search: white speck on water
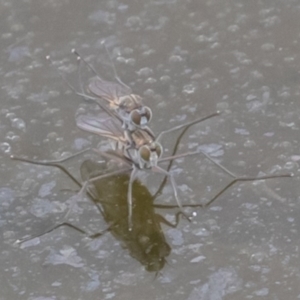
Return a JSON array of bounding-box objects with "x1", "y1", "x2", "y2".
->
[
  {"x1": 187, "y1": 267, "x2": 242, "y2": 300},
  {"x1": 263, "y1": 132, "x2": 274, "y2": 137},
  {"x1": 51, "y1": 281, "x2": 62, "y2": 287},
  {"x1": 193, "y1": 227, "x2": 209, "y2": 237},
  {"x1": 88, "y1": 10, "x2": 116, "y2": 25},
  {"x1": 235, "y1": 128, "x2": 249, "y2": 135},
  {"x1": 38, "y1": 181, "x2": 56, "y2": 198},
  {"x1": 8, "y1": 46, "x2": 30, "y2": 62},
  {"x1": 136, "y1": 67, "x2": 153, "y2": 77},
  {"x1": 145, "y1": 77, "x2": 157, "y2": 84},
  {"x1": 190, "y1": 255, "x2": 206, "y2": 263},
  {"x1": 0, "y1": 187, "x2": 16, "y2": 208},
  {"x1": 169, "y1": 55, "x2": 183, "y2": 63},
  {"x1": 19, "y1": 237, "x2": 41, "y2": 249},
  {"x1": 30, "y1": 198, "x2": 55, "y2": 217},
  {"x1": 261, "y1": 43, "x2": 275, "y2": 51},
  {"x1": 168, "y1": 228, "x2": 184, "y2": 246},
  {"x1": 197, "y1": 144, "x2": 224, "y2": 157},
  {"x1": 227, "y1": 24, "x2": 239, "y2": 32},
  {"x1": 0, "y1": 142, "x2": 11, "y2": 153},
  {"x1": 73, "y1": 138, "x2": 91, "y2": 150},
  {"x1": 291, "y1": 155, "x2": 300, "y2": 162},
  {"x1": 45, "y1": 246, "x2": 84, "y2": 268},
  {"x1": 160, "y1": 75, "x2": 171, "y2": 84},
  {"x1": 244, "y1": 140, "x2": 256, "y2": 148},
  {"x1": 6, "y1": 131, "x2": 21, "y2": 142},
  {"x1": 254, "y1": 288, "x2": 269, "y2": 296},
  {"x1": 182, "y1": 84, "x2": 196, "y2": 95},
  {"x1": 11, "y1": 118, "x2": 26, "y2": 131},
  {"x1": 209, "y1": 206, "x2": 223, "y2": 212},
  {"x1": 126, "y1": 15, "x2": 142, "y2": 30}
]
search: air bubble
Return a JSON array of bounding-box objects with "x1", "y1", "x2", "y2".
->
[
  {"x1": 125, "y1": 58, "x2": 136, "y2": 66},
  {"x1": 145, "y1": 77, "x2": 156, "y2": 84},
  {"x1": 136, "y1": 67, "x2": 153, "y2": 77},
  {"x1": 11, "y1": 118, "x2": 26, "y2": 131},
  {"x1": 116, "y1": 56, "x2": 126, "y2": 64},
  {"x1": 160, "y1": 75, "x2": 171, "y2": 84},
  {"x1": 169, "y1": 55, "x2": 183, "y2": 63},
  {"x1": 6, "y1": 132, "x2": 21, "y2": 141},
  {"x1": 216, "y1": 102, "x2": 229, "y2": 110},
  {"x1": 126, "y1": 16, "x2": 142, "y2": 30},
  {"x1": 0, "y1": 142, "x2": 11, "y2": 154},
  {"x1": 182, "y1": 84, "x2": 196, "y2": 95},
  {"x1": 6, "y1": 112, "x2": 17, "y2": 120},
  {"x1": 284, "y1": 161, "x2": 298, "y2": 170},
  {"x1": 244, "y1": 140, "x2": 256, "y2": 148}
]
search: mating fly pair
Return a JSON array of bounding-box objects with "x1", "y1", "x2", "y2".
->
[
  {"x1": 60, "y1": 45, "x2": 292, "y2": 229},
  {"x1": 65, "y1": 46, "x2": 223, "y2": 228},
  {"x1": 12, "y1": 44, "x2": 294, "y2": 232}
]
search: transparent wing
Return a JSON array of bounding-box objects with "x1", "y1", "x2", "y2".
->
[
  {"x1": 88, "y1": 77, "x2": 132, "y2": 102},
  {"x1": 76, "y1": 113, "x2": 126, "y2": 143}
]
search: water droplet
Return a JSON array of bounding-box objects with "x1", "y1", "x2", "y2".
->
[
  {"x1": 160, "y1": 75, "x2": 171, "y2": 84},
  {"x1": 227, "y1": 24, "x2": 239, "y2": 32},
  {"x1": 6, "y1": 131, "x2": 21, "y2": 141},
  {"x1": 182, "y1": 84, "x2": 196, "y2": 95},
  {"x1": 284, "y1": 161, "x2": 298, "y2": 170},
  {"x1": 143, "y1": 89, "x2": 155, "y2": 97},
  {"x1": 6, "y1": 112, "x2": 17, "y2": 120},
  {"x1": 126, "y1": 16, "x2": 142, "y2": 30},
  {"x1": 261, "y1": 43, "x2": 275, "y2": 51},
  {"x1": 169, "y1": 55, "x2": 183, "y2": 63},
  {"x1": 136, "y1": 67, "x2": 153, "y2": 77},
  {"x1": 244, "y1": 140, "x2": 256, "y2": 148},
  {"x1": 10, "y1": 118, "x2": 26, "y2": 131},
  {"x1": 145, "y1": 77, "x2": 156, "y2": 84},
  {"x1": 0, "y1": 142, "x2": 11, "y2": 153},
  {"x1": 216, "y1": 102, "x2": 229, "y2": 110},
  {"x1": 125, "y1": 58, "x2": 135, "y2": 66}
]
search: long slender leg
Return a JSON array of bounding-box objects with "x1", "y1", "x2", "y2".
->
[
  {"x1": 128, "y1": 166, "x2": 139, "y2": 230},
  {"x1": 10, "y1": 148, "x2": 91, "y2": 166},
  {"x1": 72, "y1": 48, "x2": 100, "y2": 78},
  {"x1": 155, "y1": 149, "x2": 293, "y2": 211},
  {"x1": 17, "y1": 165, "x2": 132, "y2": 243},
  {"x1": 69, "y1": 164, "x2": 132, "y2": 215},
  {"x1": 155, "y1": 212, "x2": 185, "y2": 228},
  {"x1": 159, "y1": 150, "x2": 293, "y2": 202},
  {"x1": 16, "y1": 222, "x2": 87, "y2": 244},
  {"x1": 152, "y1": 165, "x2": 191, "y2": 221},
  {"x1": 153, "y1": 173, "x2": 293, "y2": 210},
  {"x1": 101, "y1": 40, "x2": 131, "y2": 90},
  {"x1": 203, "y1": 173, "x2": 293, "y2": 207},
  {"x1": 10, "y1": 149, "x2": 94, "y2": 195},
  {"x1": 11, "y1": 150, "x2": 104, "y2": 243},
  {"x1": 75, "y1": 52, "x2": 89, "y2": 99},
  {"x1": 155, "y1": 111, "x2": 220, "y2": 142},
  {"x1": 153, "y1": 109, "x2": 198, "y2": 199},
  {"x1": 159, "y1": 149, "x2": 237, "y2": 178}
]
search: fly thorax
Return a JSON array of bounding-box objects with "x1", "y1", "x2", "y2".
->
[{"x1": 118, "y1": 95, "x2": 137, "y2": 111}]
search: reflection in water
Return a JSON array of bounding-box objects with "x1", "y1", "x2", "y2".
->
[
  {"x1": 80, "y1": 159, "x2": 172, "y2": 272},
  {"x1": 15, "y1": 156, "x2": 174, "y2": 272}
]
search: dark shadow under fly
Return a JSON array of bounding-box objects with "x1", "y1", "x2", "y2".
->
[
  {"x1": 11, "y1": 130, "x2": 293, "y2": 273},
  {"x1": 80, "y1": 159, "x2": 175, "y2": 272}
]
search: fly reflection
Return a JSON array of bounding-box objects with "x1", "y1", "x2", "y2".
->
[{"x1": 81, "y1": 159, "x2": 173, "y2": 272}]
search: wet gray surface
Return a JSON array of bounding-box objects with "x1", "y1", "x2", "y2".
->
[{"x1": 1, "y1": 0, "x2": 300, "y2": 299}]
